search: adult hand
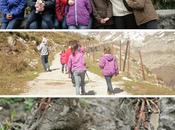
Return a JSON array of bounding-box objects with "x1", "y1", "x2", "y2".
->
[
  {"x1": 100, "y1": 19, "x2": 106, "y2": 24},
  {"x1": 103, "y1": 17, "x2": 110, "y2": 22}
]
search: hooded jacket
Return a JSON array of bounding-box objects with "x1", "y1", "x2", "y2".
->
[
  {"x1": 126, "y1": 0, "x2": 158, "y2": 26},
  {"x1": 37, "y1": 39, "x2": 49, "y2": 56},
  {"x1": 66, "y1": 0, "x2": 92, "y2": 26},
  {"x1": 99, "y1": 54, "x2": 119, "y2": 76},
  {"x1": 68, "y1": 51, "x2": 86, "y2": 73},
  {"x1": 56, "y1": 0, "x2": 68, "y2": 22},
  {"x1": 0, "y1": 0, "x2": 26, "y2": 22},
  {"x1": 60, "y1": 51, "x2": 66, "y2": 64}
]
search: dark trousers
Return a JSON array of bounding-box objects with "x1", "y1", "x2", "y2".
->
[
  {"x1": 139, "y1": 20, "x2": 158, "y2": 29},
  {"x1": 41, "y1": 55, "x2": 49, "y2": 71},
  {"x1": 105, "y1": 76, "x2": 114, "y2": 93},
  {"x1": 1, "y1": 19, "x2": 22, "y2": 29},
  {"x1": 26, "y1": 11, "x2": 53, "y2": 29},
  {"x1": 54, "y1": 17, "x2": 67, "y2": 29},
  {"x1": 61, "y1": 64, "x2": 65, "y2": 73},
  {"x1": 113, "y1": 14, "x2": 138, "y2": 29}
]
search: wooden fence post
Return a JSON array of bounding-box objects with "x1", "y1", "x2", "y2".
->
[
  {"x1": 139, "y1": 50, "x2": 146, "y2": 80},
  {"x1": 123, "y1": 41, "x2": 129, "y2": 72}
]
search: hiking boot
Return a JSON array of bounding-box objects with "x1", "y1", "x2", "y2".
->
[{"x1": 107, "y1": 91, "x2": 114, "y2": 95}]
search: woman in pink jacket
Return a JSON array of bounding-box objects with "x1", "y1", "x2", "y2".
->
[
  {"x1": 99, "y1": 47, "x2": 119, "y2": 95},
  {"x1": 68, "y1": 41, "x2": 86, "y2": 95}
]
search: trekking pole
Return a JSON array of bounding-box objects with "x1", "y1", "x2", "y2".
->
[{"x1": 85, "y1": 71, "x2": 90, "y2": 82}]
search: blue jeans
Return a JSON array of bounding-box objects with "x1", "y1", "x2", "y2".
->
[
  {"x1": 73, "y1": 71, "x2": 85, "y2": 95},
  {"x1": 68, "y1": 25, "x2": 89, "y2": 29},
  {"x1": 26, "y1": 12, "x2": 53, "y2": 29},
  {"x1": 41, "y1": 55, "x2": 50, "y2": 71},
  {"x1": 1, "y1": 19, "x2": 22, "y2": 29},
  {"x1": 105, "y1": 76, "x2": 114, "y2": 93}
]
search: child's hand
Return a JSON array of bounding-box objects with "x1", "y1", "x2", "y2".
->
[
  {"x1": 6, "y1": 14, "x2": 13, "y2": 20},
  {"x1": 68, "y1": 0, "x2": 75, "y2": 5}
]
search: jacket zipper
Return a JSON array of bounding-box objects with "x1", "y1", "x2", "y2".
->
[{"x1": 75, "y1": 0, "x2": 78, "y2": 26}]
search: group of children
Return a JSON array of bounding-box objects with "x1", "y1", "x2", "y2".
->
[
  {"x1": 60, "y1": 41, "x2": 119, "y2": 95},
  {"x1": 0, "y1": 0, "x2": 158, "y2": 29}
]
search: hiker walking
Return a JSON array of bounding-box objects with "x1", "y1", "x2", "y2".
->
[
  {"x1": 60, "y1": 49, "x2": 66, "y2": 73},
  {"x1": 37, "y1": 37, "x2": 51, "y2": 72},
  {"x1": 99, "y1": 47, "x2": 119, "y2": 95},
  {"x1": 68, "y1": 41, "x2": 86, "y2": 95}
]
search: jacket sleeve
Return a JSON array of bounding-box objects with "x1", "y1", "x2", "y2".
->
[
  {"x1": 127, "y1": 0, "x2": 145, "y2": 10},
  {"x1": 86, "y1": 0, "x2": 92, "y2": 14},
  {"x1": 99, "y1": 57, "x2": 105, "y2": 69},
  {"x1": 0, "y1": 0, "x2": 9, "y2": 15},
  {"x1": 11, "y1": 0, "x2": 27, "y2": 16},
  {"x1": 106, "y1": 0, "x2": 112, "y2": 18},
  {"x1": 44, "y1": 0, "x2": 55, "y2": 9},
  {"x1": 90, "y1": 0, "x2": 101, "y2": 21}
]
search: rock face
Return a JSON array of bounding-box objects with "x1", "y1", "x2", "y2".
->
[
  {"x1": 158, "y1": 98, "x2": 175, "y2": 130},
  {"x1": 157, "y1": 10, "x2": 175, "y2": 29},
  {"x1": 25, "y1": 98, "x2": 136, "y2": 130}
]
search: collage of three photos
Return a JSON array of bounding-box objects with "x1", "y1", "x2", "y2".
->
[{"x1": 0, "y1": 0, "x2": 175, "y2": 130}]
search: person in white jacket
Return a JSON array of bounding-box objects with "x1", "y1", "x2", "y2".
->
[
  {"x1": 37, "y1": 37, "x2": 51, "y2": 72},
  {"x1": 110, "y1": 0, "x2": 137, "y2": 29}
]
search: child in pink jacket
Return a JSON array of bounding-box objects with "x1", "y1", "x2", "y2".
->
[
  {"x1": 99, "y1": 47, "x2": 119, "y2": 95},
  {"x1": 68, "y1": 41, "x2": 86, "y2": 95}
]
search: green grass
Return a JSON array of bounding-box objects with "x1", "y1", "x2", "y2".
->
[{"x1": 124, "y1": 80, "x2": 175, "y2": 95}]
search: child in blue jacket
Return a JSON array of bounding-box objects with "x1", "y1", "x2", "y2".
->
[{"x1": 0, "y1": 0, "x2": 26, "y2": 29}]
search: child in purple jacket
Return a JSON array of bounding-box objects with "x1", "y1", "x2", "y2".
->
[
  {"x1": 66, "y1": 0, "x2": 92, "y2": 29},
  {"x1": 68, "y1": 41, "x2": 86, "y2": 95},
  {"x1": 99, "y1": 47, "x2": 119, "y2": 95}
]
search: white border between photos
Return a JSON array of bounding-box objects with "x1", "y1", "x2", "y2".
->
[{"x1": 0, "y1": 29, "x2": 174, "y2": 98}]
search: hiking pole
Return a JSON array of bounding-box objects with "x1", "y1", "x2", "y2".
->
[{"x1": 85, "y1": 71, "x2": 90, "y2": 82}]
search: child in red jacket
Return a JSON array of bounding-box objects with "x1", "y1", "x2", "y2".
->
[
  {"x1": 55, "y1": 0, "x2": 68, "y2": 29},
  {"x1": 60, "y1": 49, "x2": 66, "y2": 73}
]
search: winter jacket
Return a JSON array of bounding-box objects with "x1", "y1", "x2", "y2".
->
[
  {"x1": 66, "y1": 0, "x2": 92, "y2": 26},
  {"x1": 60, "y1": 52, "x2": 66, "y2": 64},
  {"x1": 0, "y1": 0, "x2": 26, "y2": 22},
  {"x1": 90, "y1": 0, "x2": 113, "y2": 26},
  {"x1": 99, "y1": 54, "x2": 119, "y2": 76},
  {"x1": 27, "y1": 0, "x2": 55, "y2": 13},
  {"x1": 56, "y1": 0, "x2": 68, "y2": 22},
  {"x1": 127, "y1": 0, "x2": 158, "y2": 26},
  {"x1": 65, "y1": 47, "x2": 72, "y2": 64},
  {"x1": 68, "y1": 51, "x2": 86, "y2": 73},
  {"x1": 37, "y1": 41, "x2": 49, "y2": 56}
]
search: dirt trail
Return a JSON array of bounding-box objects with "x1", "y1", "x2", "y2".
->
[{"x1": 23, "y1": 54, "x2": 129, "y2": 96}]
